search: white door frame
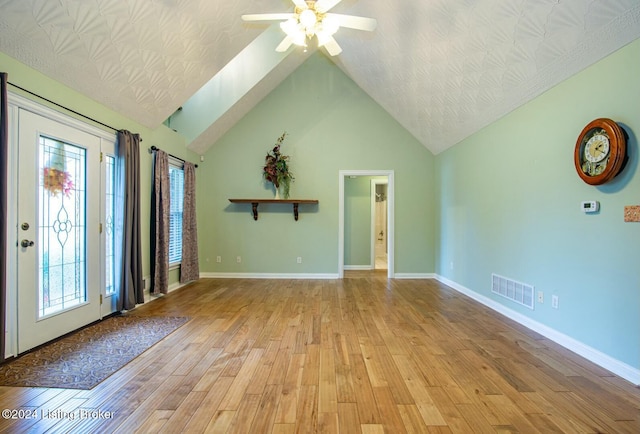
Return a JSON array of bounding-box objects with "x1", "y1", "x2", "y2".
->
[
  {"x1": 17, "y1": 108, "x2": 102, "y2": 353},
  {"x1": 338, "y1": 170, "x2": 394, "y2": 278},
  {"x1": 6, "y1": 92, "x2": 116, "y2": 358}
]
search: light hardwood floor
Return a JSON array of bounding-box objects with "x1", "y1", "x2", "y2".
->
[{"x1": 1, "y1": 273, "x2": 638, "y2": 433}]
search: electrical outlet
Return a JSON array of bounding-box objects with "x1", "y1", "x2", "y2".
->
[
  {"x1": 450, "y1": 261, "x2": 454, "y2": 270},
  {"x1": 537, "y1": 291, "x2": 544, "y2": 303},
  {"x1": 297, "y1": 257, "x2": 302, "y2": 264},
  {"x1": 236, "y1": 256, "x2": 241, "y2": 263},
  {"x1": 552, "y1": 295, "x2": 559, "y2": 309},
  {"x1": 216, "y1": 256, "x2": 221, "y2": 263}
]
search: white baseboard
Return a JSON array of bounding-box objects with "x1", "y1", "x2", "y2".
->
[
  {"x1": 143, "y1": 278, "x2": 189, "y2": 303},
  {"x1": 344, "y1": 265, "x2": 374, "y2": 270},
  {"x1": 200, "y1": 272, "x2": 437, "y2": 280},
  {"x1": 394, "y1": 273, "x2": 436, "y2": 279},
  {"x1": 201, "y1": 272, "x2": 435, "y2": 279},
  {"x1": 199, "y1": 272, "x2": 339, "y2": 280},
  {"x1": 435, "y1": 275, "x2": 640, "y2": 386}
]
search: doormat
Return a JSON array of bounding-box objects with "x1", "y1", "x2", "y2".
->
[{"x1": 0, "y1": 315, "x2": 190, "y2": 390}]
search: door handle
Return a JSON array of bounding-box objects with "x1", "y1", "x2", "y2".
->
[{"x1": 21, "y1": 239, "x2": 34, "y2": 248}]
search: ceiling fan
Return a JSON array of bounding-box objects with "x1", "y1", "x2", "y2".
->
[{"x1": 242, "y1": 0, "x2": 377, "y2": 56}]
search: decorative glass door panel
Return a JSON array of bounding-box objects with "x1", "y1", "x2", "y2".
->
[
  {"x1": 104, "y1": 155, "x2": 116, "y2": 296},
  {"x1": 17, "y1": 109, "x2": 102, "y2": 353},
  {"x1": 39, "y1": 137, "x2": 87, "y2": 317},
  {"x1": 101, "y1": 153, "x2": 118, "y2": 316}
]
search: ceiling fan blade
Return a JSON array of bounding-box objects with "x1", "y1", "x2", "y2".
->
[
  {"x1": 321, "y1": 36, "x2": 342, "y2": 56},
  {"x1": 292, "y1": 0, "x2": 308, "y2": 9},
  {"x1": 326, "y1": 13, "x2": 377, "y2": 31},
  {"x1": 276, "y1": 36, "x2": 294, "y2": 52},
  {"x1": 242, "y1": 13, "x2": 294, "y2": 22},
  {"x1": 315, "y1": 0, "x2": 343, "y2": 13}
]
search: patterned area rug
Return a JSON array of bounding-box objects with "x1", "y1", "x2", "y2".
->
[{"x1": 0, "y1": 315, "x2": 189, "y2": 390}]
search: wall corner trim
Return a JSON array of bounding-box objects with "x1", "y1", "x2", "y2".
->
[{"x1": 435, "y1": 275, "x2": 640, "y2": 386}]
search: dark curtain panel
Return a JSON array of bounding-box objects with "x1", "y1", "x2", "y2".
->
[
  {"x1": 0, "y1": 72, "x2": 8, "y2": 360},
  {"x1": 150, "y1": 150, "x2": 169, "y2": 294},
  {"x1": 180, "y1": 162, "x2": 199, "y2": 283},
  {"x1": 115, "y1": 130, "x2": 144, "y2": 311}
]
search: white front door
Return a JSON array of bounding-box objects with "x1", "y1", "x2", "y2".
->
[{"x1": 17, "y1": 109, "x2": 102, "y2": 353}]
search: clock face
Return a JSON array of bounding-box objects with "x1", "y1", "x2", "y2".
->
[
  {"x1": 574, "y1": 119, "x2": 626, "y2": 185},
  {"x1": 580, "y1": 129, "x2": 610, "y2": 176},
  {"x1": 584, "y1": 131, "x2": 609, "y2": 163}
]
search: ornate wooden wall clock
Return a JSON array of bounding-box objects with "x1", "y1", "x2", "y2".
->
[{"x1": 574, "y1": 118, "x2": 627, "y2": 185}]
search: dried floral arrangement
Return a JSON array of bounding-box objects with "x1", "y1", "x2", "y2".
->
[{"x1": 263, "y1": 132, "x2": 294, "y2": 199}]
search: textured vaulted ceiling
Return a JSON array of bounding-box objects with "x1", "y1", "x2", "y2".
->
[{"x1": 1, "y1": 0, "x2": 639, "y2": 155}]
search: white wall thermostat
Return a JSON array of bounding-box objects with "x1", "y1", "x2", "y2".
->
[{"x1": 581, "y1": 201, "x2": 599, "y2": 213}]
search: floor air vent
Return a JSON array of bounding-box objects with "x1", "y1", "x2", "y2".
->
[{"x1": 491, "y1": 274, "x2": 534, "y2": 309}]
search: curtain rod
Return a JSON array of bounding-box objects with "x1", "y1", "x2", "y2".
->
[
  {"x1": 149, "y1": 146, "x2": 198, "y2": 168},
  {"x1": 7, "y1": 81, "x2": 142, "y2": 141}
]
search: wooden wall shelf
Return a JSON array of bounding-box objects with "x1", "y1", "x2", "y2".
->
[{"x1": 228, "y1": 199, "x2": 319, "y2": 221}]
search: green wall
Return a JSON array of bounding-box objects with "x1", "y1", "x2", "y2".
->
[
  {"x1": 435, "y1": 39, "x2": 640, "y2": 370},
  {"x1": 0, "y1": 52, "x2": 201, "y2": 288},
  {"x1": 197, "y1": 53, "x2": 435, "y2": 275}
]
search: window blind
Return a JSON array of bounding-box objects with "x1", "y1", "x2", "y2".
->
[{"x1": 168, "y1": 163, "x2": 184, "y2": 264}]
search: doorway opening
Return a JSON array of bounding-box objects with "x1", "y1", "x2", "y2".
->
[
  {"x1": 372, "y1": 179, "x2": 388, "y2": 270},
  {"x1": 338, "y1": 170, "x2": 394, "y2": 278}
]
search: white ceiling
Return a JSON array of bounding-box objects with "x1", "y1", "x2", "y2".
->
[{"x1": 1, "y1": 0, "x2": 639, "y2": 155}]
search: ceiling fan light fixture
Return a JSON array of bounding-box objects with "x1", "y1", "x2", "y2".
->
[
  {"x1": 299, "y1": 9, "x2": 318, "y2": 30},
  {"x1": 280, "y1": 19, "x2": 307, "y2": 47},
  {"x1": 291, "y1": 32, "x2": 307, "y2": 47},
  {"x1": 243, "y1": 0, "x2": 376, "y2": 56},
  {"x1": 280, "y1": 19, "x2": 298, "y2": 35}
]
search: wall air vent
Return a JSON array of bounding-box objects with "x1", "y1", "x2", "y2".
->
[{"x1": 491, "y1": 274, "x2": 534, "y2": 310}]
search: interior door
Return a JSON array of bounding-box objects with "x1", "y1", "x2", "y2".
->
[{"x1": 17, "y1": 109, "x2": 102, "y2": 353}]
